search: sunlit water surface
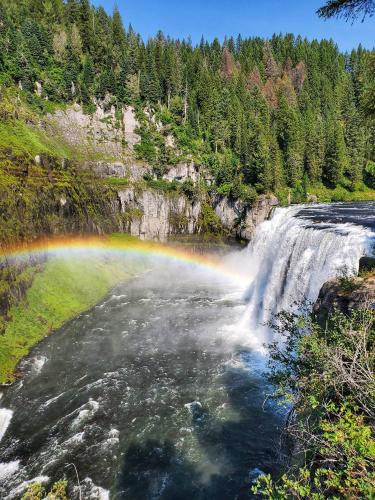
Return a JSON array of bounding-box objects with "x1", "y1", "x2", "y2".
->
[{"x1": 0, "y1": 265, "x2": 283, "y2": 499}]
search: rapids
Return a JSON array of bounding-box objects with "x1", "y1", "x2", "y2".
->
[{"x1": 0, "y1": 202, "x2": 374, "y2": 499}]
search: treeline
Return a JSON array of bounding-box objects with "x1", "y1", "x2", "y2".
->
[{"x1": 0, "y1": 0, "x2": 374, "y2": 196}]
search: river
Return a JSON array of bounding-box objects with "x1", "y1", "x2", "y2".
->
[{"x1": 0, "y1": 202, "x2": 374, "y2": 499}]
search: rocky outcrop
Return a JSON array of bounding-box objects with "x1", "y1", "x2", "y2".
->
[
  {"x1": 85, "y1": 160, "x2": 126, "y2": 178},
  {"x1": 47, "y1": 103, "x2": 140, "y2": 160},
  {"x1": 114, "y1": 189, "x2": 278, "y2": 242},
  {"x1": 163, "y1": 162, "x2": 201, "y2": 183},
  {"x1": 123, "y1": 107, "x2": 140, "y2": 149},
  {"x1": 214, "y1": 194, "x2": 278, "y2": 240},
  {"x1": 126, "y1": 162, "x2": 151, "y2": 181},
  {"x1": 162, "y1": 162, "x2": 214, "y2": 185},
  {"x1": 117, "y1": 188, "x2": 201, "y2": 241},
  {"x1": 359, "y1": 256, "x2": 375, "y2": 274},
  {"x1": 42, "y1": 102, "x2": 279, "y2": 242},
  {"x1": 84, "y1": 160, "x2": 152, "y2": 182},
  {"x1": 314, "y1": 274, "x2": 375, "y2": 324}
]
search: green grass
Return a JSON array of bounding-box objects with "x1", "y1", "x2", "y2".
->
[
  {"x1": 307, "y1": 183, "x2": 375, "y2": 203},
  {"x1": 0, "y1": 118, "x2": 74, "y2": 159},
  {"x1": 276, "y1": 183, "x2": 375, "y2": 205},
  {"x1": 0, "y1": 252, "x2": 145, "y2": 384}
]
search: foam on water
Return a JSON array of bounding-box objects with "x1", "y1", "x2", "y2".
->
[
  {"x1": 0, "y1": 408, "x2": 13, "y2": 442},
  {"x1": 78, "y1": 478, "x2": 110, "y2": 500},
  {"x1": 31, "y1": 355, "x2": 47, "y2": 374},
  {"x1": 70, "y1": 399, "x2": 99, "y2": 430},
  {"x1": 41, "y1": 391, "x2": 66, "y2": 410},
  {"x1": 6, "y1": 476, "x2": 49, "y2": 500},
  {"x1": 0, "y1": 461, "x2": 20, "y2": 481}
]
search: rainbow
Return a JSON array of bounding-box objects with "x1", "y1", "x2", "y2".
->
[{"x1": 0, "y1": 235, "x2": 247, "y2": 285}]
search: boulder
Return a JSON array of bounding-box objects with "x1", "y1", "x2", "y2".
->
[
  {"x1": 85, "y1": 161, "x2": 126, "y2": 178},
  {"x1": 314, "y1": 273, "x2": 375, "y2": 325},
  {"x1": 163, "y1": 162, "x2": 201, "y2": 183}
]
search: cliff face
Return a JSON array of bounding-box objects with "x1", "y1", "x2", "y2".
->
[
  {"x1": 112, "y1": 189, "x2": 278, "y2": 241},
  {"x1": 214, "y1": 194, "x2": 278, "y2": 240},
  {"x1": 41, "y1": 103, "x2": 279, "y2": 242},
  {"x1": 116, "y1": 188, "x2": 201, "y2": 241},
  {"x1": 46, "y1": 102, "x2": 140, "y2": 160}
]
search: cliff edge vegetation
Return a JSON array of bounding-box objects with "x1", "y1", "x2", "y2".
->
[{"x1": 253, "y1": 266, "x2": 375, "y2": 498}]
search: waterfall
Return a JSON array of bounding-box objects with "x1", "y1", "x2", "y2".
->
[{"x1": 242, "y1": 205, "x2": 372, "y2": 333}]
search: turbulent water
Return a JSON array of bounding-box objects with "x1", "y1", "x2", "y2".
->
[{"x1": 0, "y1": 202, "x2": 374, "y2": 499}]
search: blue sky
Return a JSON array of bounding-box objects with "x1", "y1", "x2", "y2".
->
[{"x1": 92, "y1": 0, "x2": 374, "y2": 52}]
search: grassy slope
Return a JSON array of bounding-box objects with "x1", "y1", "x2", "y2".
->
[
  {"x1": 0, "y1": 89, "x2": 115, "y2": 162},
  {"x1": 276, "y1": 183, "x2": 375, "y2": 205},
  {"x1": 0, "y1": 244, "x2": 145, "y2": 384},
  {"x1": 0, "y1": 117, "x2": 73, "y2": 159},
  {"x1": 308, "y1": 183, "x2": 375, "y2": 202}
]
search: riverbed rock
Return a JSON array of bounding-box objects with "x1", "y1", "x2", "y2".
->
[{"x1": 359, "y1": 256, "x2": 375, "y2": 274}]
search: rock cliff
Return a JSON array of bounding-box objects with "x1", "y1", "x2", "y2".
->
[
  {"x1": 47, "y1": 102, "x2": 140, "y2": 160},
  {"x1": 116, "y1": 188, "x2": 201, "y2": 241},
  {"x1": 45, "y1": 102, "x2": 278, "y2": 242},
  {"x1": 112, "y1": 189, "x2": 278, "y2": 241},
  {"x1": 314, "y1": 272, "x2": 375, "y2": 324},
  {"x1": 214, "y1": 194, "x2": 278, "y2": 240}
]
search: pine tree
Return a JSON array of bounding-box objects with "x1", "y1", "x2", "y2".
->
[
  {"x1": 65, "y1": 0, "x2": 80, "y2": 24},
  {"x1": 111, "y1": 5, "x2": 126, "y2": 69},
  {"x1": 80, "y1": 54, "x2": 94, "y2": 103},
  {"x1": 78, "y1": 0, "x2": 93, "y2": 53},
  {"x1": 276, "y1": 96, "x2": 304, "y2": 187},
  {"x1": 362, "y1": 53, "x2": 375, "y2": 121},
  {"x1": 324, "y1": 118, "x2": 349, "y2": 186},
  {"x1": 140, "y1": 48, "x2": 161, "y2": 104},
  {"x1": 304, "y1": 109, "x2": 325, "y2": 183}
]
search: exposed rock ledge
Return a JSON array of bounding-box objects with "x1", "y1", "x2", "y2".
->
[
  {"x1": 314, "y1": 272, "x2": 375, "y2": 324},
  {"x1": 214, "y1": 194, "x2": 278, "y2": 240},
  {"x1": 115, "y1": 188, "x2": 278, "y2": 242},
  {"x1": 117, "y1": 188, "x2": 201, "y2": 241},
  {"x1": 47, "y1": 103, "x2": 140, "y2": 160}
]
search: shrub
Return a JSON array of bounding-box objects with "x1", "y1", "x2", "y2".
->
[
  {"x1": 22, "y1": 480, "x2": 68, "y2": 500},
  {"x1": 198, "y1": 203, "x2": 223, "y2": 234},
  {"x1": 181, "y1": 178, "x2": 200, "y2": 200},
  {"x1": 254, "y1": 306, "x2": 375, "y2": 498}
]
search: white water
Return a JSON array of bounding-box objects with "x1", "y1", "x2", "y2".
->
[
  {"x1": 242, "y1": 205, "x2": 371, "y2": 333},
  {"x1": 0, "y1": 408, "x2": 13, "y2": 442}
]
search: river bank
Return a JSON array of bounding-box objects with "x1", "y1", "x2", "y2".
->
[
  {"x1": 0, "y1": 236, "x2": 148, "y2": 385},
  {"x1": 0, "y1": 233, "x2": 245, "y2": 386}
]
